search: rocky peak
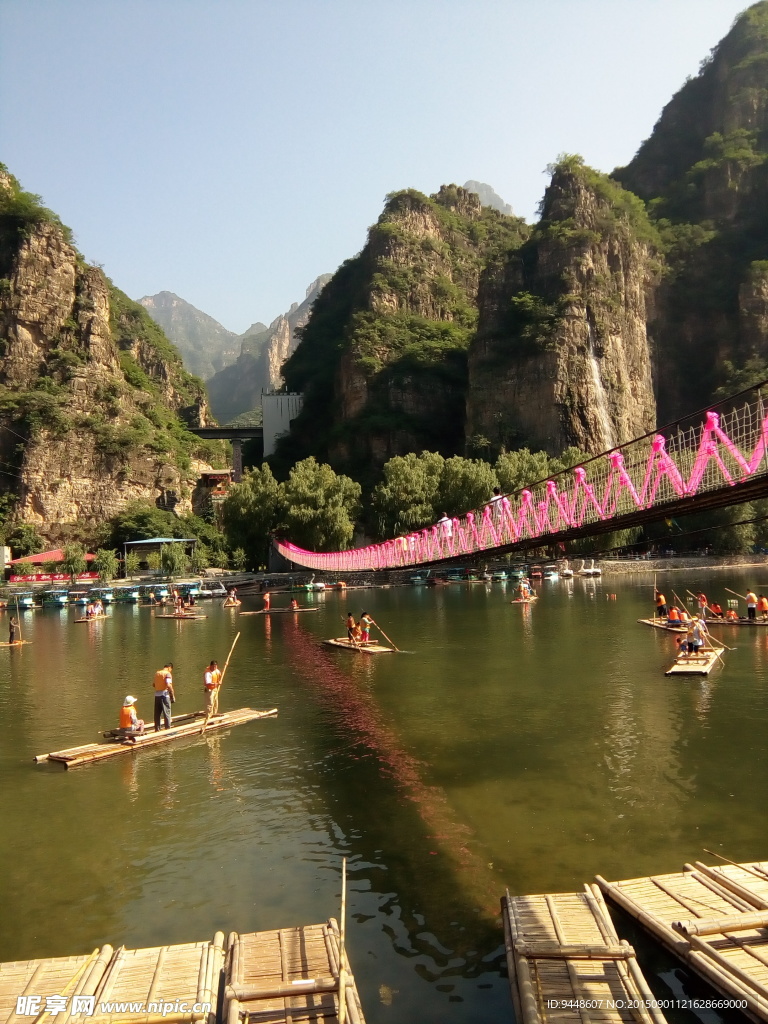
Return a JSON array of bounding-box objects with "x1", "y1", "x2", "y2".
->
[{"x1": 463, "y1": 180, "x2": 514, "y2": 216}]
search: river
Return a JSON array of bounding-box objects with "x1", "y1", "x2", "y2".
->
[{"x1": 1, "y1": 570, "x2": 766, "y2": 1024}]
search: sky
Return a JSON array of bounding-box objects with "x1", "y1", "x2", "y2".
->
[{"x1": 0, "y1": 0, "x2": 754, "y2": 335}]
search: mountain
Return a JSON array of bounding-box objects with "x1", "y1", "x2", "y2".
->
[
  {"x1": 138, "y1": 291, "x2": 240, "y2": 381},
  {"x1": 0, "y1": 166, "x2": 226, "y2": 544},
  {"x1": 463, "y1": 180, "x2": 514, "y2": 216},
  {"x1": 205, "y1": 275, "x2": 331, "y2": 424},
  {"x1": 276, "y1": 186, "x2": 528, "y2": 479}
]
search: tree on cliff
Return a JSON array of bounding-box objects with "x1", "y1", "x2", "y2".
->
[
  {"x1": 370, "y1": 452, "x2": 445, "y2": 538},
  {"x1": 436, "y1": 456, "x2": 498, "y2": 517}
]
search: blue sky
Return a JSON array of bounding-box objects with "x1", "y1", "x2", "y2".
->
[{"x1": 0, "y1": 0, "x2": 752, "y2": 335}]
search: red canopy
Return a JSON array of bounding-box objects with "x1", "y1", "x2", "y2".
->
[{"x1": 10, "y1": 548, "x2": 96, "y2": 565}]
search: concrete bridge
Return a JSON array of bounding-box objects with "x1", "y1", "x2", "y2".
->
[
  {"x1": 189, "y1": 427, "x2": 263, "y2": 481},
  {"x1": 274, "y1": 382, "x2": 768, "y2": 571}
]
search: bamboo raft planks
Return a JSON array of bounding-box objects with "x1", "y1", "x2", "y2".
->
[
  {"x1": 154, "y1": 614, "x2": 208, "y2": 620},
  {"x1": 240, "y1": 608, "x2": 319, "y2": 616},
  {"x1": 322, "y1": 638, "x2": 393, "y2": 654},
  {"x1": 0, "y1": 923, "x2": 368, "y2": 1024},
  {"x1": 597, "y1": 860, "x2": 768, "y2": 1022},
  {"x1": 224, "y1": 919, "x2": 366, "y2": 1024},
  {"x1": 501, "y1": 885, "x2": 667, "y2": 1024},
  {"x1": 34, "y1": 708, "x2": 278, "y2": 768},
  {"x1": 636, "y1": 618, "x2": 687, "y2": 633},
  {"x1": 664, "y1": 647, "x2": 724, "y2": 676}
]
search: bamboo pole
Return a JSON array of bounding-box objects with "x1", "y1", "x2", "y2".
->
[
  {"x1": 339, "y1": 857, "x2": 347, "y2": 1024},
  {"x1": 704, "y1": 849, "x2": 768, "y2": 883},
  {"x1": 673, "y1": 910, "x2": 768, "y2": 936},
  {"x1": 726, "y1": 587, "x2": 748, "y2": 600},
  {"x1": 693, "y1": 861, "x2": 768, "y2": 910},
  {"x1": 203, "y1": 632, "x2": 240, "y2": 730},
  {"x1": 501, "y1": 892, "x2": 523, "y2": 1024},
  {"x1": 31, "y1": 949, "x2": 100, "y2": 1024},
  {"x1": 227, "y1": 977, "x2": 341, "y2": 1000},
  {"x1": 372, "y1": 621, "x2": 400, "y2": 652}
]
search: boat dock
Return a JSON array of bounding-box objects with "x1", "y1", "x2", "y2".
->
[
  {"x1": 501, "y1": 885, "x2": 667, "y2": 1024},
  {"x1": 597, "y1": 859, "x2": 768, "y2": 1022},
  {"x1": 0, "y1": 922, "x2": 364, "y2": 1024}
]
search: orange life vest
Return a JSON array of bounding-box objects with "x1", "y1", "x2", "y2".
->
[
  {"x1": 120, "y1": 705, "x2": 135, "y2": 729},
  {"x1": 204, "y1": 668, "x2": 221, "y2": 690},
  {"x1": 726, "y1": 609, "x2": 739, "y2": 620},
  {"x1": 668, "y1": 608, "x2": 680, "y2": 621},
  {"x1": 154, "y1": 669, "x2": 171, "y2": 692},
  {"x1": 759, "y1": 598, "x2": 768, "y2": 612},
  {"x1": 656, "y1": 593, "x2": 666, "y2": 606}
]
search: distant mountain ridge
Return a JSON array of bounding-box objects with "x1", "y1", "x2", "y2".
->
[
  {"x1": 138, "y1": 291, "x2": 240, "y2": 380},
  {"x1": 205, "y1": 274, "x2": 332, "y2": 424},
  {"x1": 463, "y1": 180, "x2": 514, "y2": 216}
]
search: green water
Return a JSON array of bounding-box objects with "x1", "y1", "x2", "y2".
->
[{"x1": 1, "y1": 572, "x2": 767, "y2": 1024}]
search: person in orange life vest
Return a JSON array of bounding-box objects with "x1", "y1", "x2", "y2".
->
[
  {"x1": 119, "y1": 695, "x2": 144, "y2": 740},
  {"x1": 346, "y1": 612, "x2": 357, "y2": 641},
  {"x1": 759, "y1": 594, "x2": 768, "y2": 620},
  {"x1": 746, "y1": 588, "x2": 758, "y2": 621},
  {"x1": 709, "y1": 602, "x2": 724, "y2": 618},
  {"x1": 153, "y1": 663, "x2": 175, "y2": 731},
  {"x1": 725, "y1": 608, "x2": 739, "y2": 621},
  {"x1": 667, "y1": 606, "x2": 681, "y2": 623},
  {"x1": 262, "y1": 591, "x2": 271, "y2": 611},
  {"x1": 697, "y1": 592, "x2": 708, "y2": 619},
  {"x1": 289, "y1": 598, "x2": 299, "y2": 610},
  {"x1": 655, "y1": 591, "x2": 667, "y2": 617},
  {"x1": 203, "y1": 660, "x2": 221, "y2": 716}
]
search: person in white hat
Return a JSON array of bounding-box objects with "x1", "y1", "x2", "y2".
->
[{"x1": 118, "y1": 695, "x2": 145, "y2": 740}]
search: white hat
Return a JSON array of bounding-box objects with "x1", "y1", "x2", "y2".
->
[{"x1": 124, "y1": 695, "x2": 137, "y2": 705}]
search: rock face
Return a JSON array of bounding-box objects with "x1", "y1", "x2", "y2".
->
[
  {"x1": 467, "y1": 162, "x2": 658, "y2": 453},
  {"x1": 0, "y1": 169, "x2": 224, "y2": 543},
  {"x1": 280, "y1": 186, "x2": 528, "y2": 477},
  {"x1": 614, "y1": 0, "x2": 768, "y2": 418},
  {"x1": 139, "y1": 291, "x2": 240, "y2": 380},
  {"x1": 205, "y1": 275, "x2": 331, "y2": 424}
]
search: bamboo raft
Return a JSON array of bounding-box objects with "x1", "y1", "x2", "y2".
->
[
  {"x1": 597, "y1": 860, "x2": 768, "y2": 1022},
  {"x1": 0, "y1": 640, "x2": 31, "y2": 648},
  {"x1": 0, "y1": 920, "x2": 366, "y2": 1024},
  {"x1": 708, "y1": 618, "x2": 768, "y2": 627},
  {"x1": 322, "y1": 638, "x2": 393, "y2": 654},
  {"x1": 224, "y1": 920, "x2": 366, "y2": 1024},
  {"x1": 511, "y1": 596, "x2": 538, "y2": 604},
  {"x1": 637, "y1": 618, "x2": 687, "y2": 633},
  {"x1": 74, "y1": 615, "x2": 108, "y2": 623},
  {"x1": 154, "y1": 614, "x2": 208, "y2": 620},
  {"x1": 501, "y1": 885, "x2": 667, "y2": 1024},
  {"x1": 664, "y1": 647, "x2": 724, "y2": 675},
  {"x1": 34, "y1": 708, "x2": 278, "y2": 768},
  {"x1": 240, "y1": 608, "x2": 319, "y2": 615}
]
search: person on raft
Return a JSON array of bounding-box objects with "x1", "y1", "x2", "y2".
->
[
  {"x1": 346, "y1": 612, "x2": 357, "y2": 641},
  {"x1": 359, "y1": 612, "x2": 375, "y2": 643},
  {"x1": 655, "y1": 590, "x2": 668, "y2": 618},
  {"x1": 203, "y1": 660, "x2": 222, "y2": 716},
  {"x1": 153, "y1": 662, "x2": 175, "y2": 731},
  {"x1": 290, "y1": 598, "x2": 299, "y2": 609},
  {"x1": 119, "y1": 695, "x2": 145, "y2": 740},
  {"x1": 262, "y1": 591, "x2": 271, "y2": 611},
  {"x1": 9, "y1": 616, "x2": 19, "y2": 645}
]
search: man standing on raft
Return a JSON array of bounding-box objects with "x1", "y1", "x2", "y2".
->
[
  {"x1": 153, "y1": 662, "x2": 175, "y2": 731},
  {"x1": 204, "y1": 660, "x2": 222, "y2": 716}
]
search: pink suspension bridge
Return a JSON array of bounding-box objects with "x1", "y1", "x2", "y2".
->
[{"x1": 274, "y1": 386, "x2": 768, "y2": 572}]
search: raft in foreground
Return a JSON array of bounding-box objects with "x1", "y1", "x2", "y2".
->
[
  {"x1": 322, "y1": 637, "x2": 394, "y2": 654},
  {"x1": 35, "y1": 708, "x2": 277, "y2": 768},
  {"x1": 0, "y1": 920, "x2": 366, "y2": 1024},
  {"x1": 597, "y1": 859, "x2": 768, "y2": 1023},
  {"x1": 637, "y1": 617, "x2": 687, "y2": 633},
  {"x1": 502, "y1": 885, "x2": 667, "y2": 1024},
  {"x1": 664, "y1": 647, "x2": 724, "y2": 675}
]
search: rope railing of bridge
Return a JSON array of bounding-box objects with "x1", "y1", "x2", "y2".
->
[{"x1": 274, "y1": 384, "x2": 768, "y2": 572}]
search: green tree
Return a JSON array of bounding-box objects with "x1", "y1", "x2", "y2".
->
[
  {"x1": 230, "y1": 547, "x2": 247, "y2": 571},
  {"x1": 161, "y1": 543, "x2": 189, "y2": 578},
  {"x1": 5, "y1": 523, "x2": 44, "y2": 558},
  {"x1": 548, "y1": 446, "x2": 590, "y2": 476},
  {"x1": 93, "y1": 548, "x2": 119, "y2": 581},
  {"x1": 280, "y1": 457, "x2": 361, "y2": 551},
  {"x1": 221, "y1": 464, "x2": 284, "y2": 567},
  {"x1": 61, "y1": 542, "x2": 87, "y2": 582},
  {"x1": 370, "y1": 452, "x2": 444, "y2": 538},
  {"x1": 189, "y1": 545, "x2": 209, "y2": 575},
  {"x1": 435, "y1": 456, "x2": 498, "y2": 517},
  {"x1": 146, "y1": 551, "x2": 161, "y2": 572},
  {"x1": 124, "y1": 550, "x2": 141, "y2": 578},
  {"x1": 108, "y1": 501, "x2": 184, "y2": 548},
  {"x1": 495, "y1": 448, "x2": 551, "y2": 493}
]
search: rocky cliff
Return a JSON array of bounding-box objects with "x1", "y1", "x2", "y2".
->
[
  {"x1": 615, "y1": 0, "x2": 768, "y2": 418},
  {"x1": 0, "y1": 166, "x2": 225, "y2": 543},
  {"x1": 278, "y1": 186, "x2": 528, "y2": 478},
  {"x1": 466, "y1": 159, "x2": 659, "y2": 453},
  {"x1": 205, "y1": 274, "x2": 331, "y2": 424},
  {"x1": 138, "y1": 291, "x2": 240, "y2": 380}
]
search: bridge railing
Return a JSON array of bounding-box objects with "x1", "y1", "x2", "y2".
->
[{"x1": 274, "y1": 385, "x2": 768, "y2": 572}]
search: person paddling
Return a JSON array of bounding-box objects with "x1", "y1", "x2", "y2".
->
[
  {"x1": 262, "y1": 591, "x2": 271, "y2": 611},
  {"x1": 346, "y1": 612, "x2": 357, "y2": 641},
  {"x1": 655, "y1": 590, "x2": 668, "y2": 618},
  {"x1": 359, "y1": 611, "x2": 375, "y2": 644},
  {"x1": 9, "y1": 616, "x2": 19, "y2": 645},
  {"x1": 746, "y1": 588, "x2": 758, "y2": 621}
]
